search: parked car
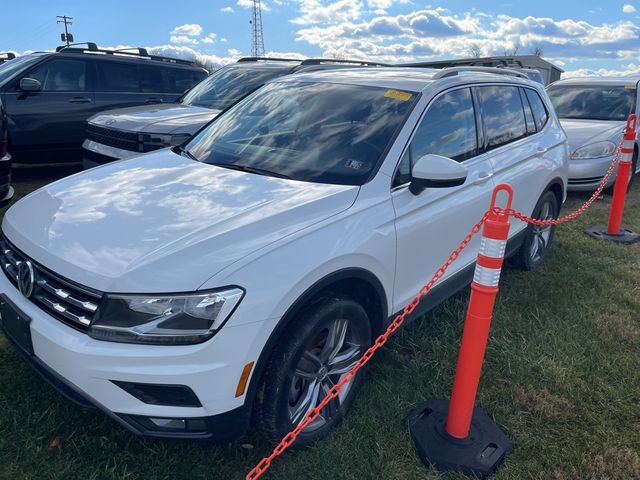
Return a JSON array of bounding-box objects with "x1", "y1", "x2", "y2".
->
[
  {"x1": 0, "y1": 52, "x2": 16, "y2": 65},
  {"x1": 0, "y1": 43, "x2": 208, "y2": 165},
  {"x1": 0, "y1": 67, "x2": 568, "y2": 446},
  {"x1": 82, "y1": 57, "x2": 386, "y2": 168},
  {"x1": 547, "y1": 77, "x2": 639, "y2": 190},
  {"x1": 0, "y1": 95, "x2": 14, "y2": 207}
]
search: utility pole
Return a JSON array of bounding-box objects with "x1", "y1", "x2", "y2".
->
[
  {"x1": 57, "y1": 15, "x2": 74, "y2": 46},
  {"x1": 250, "y1": 0, "x2": 265, "y2": 57}
]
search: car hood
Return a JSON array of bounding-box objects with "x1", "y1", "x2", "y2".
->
[
  {"x1": 559, "y1": 119, "x2": 625, "y2": 153},
  {"x1": 88, "y1": 103, "x2": 221, "y2": 135},
  {"x1": 2, "y1": 151, "x2": 359, "y2": 293}
]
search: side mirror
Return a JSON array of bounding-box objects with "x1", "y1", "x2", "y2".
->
[
  {"x1": 19, "y1": 77, "x2": 42, "y2": 92},
  {"x1": 409, "y1": 154, "x2": 468, "y2": 195}
]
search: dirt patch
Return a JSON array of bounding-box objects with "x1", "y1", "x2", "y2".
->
[
  {"x1": 513, "y1": 386, "x2": 572, "y2": 418},
  {"x1": 595, "y1": 310, "x2": 640, "y2": 348},
  {"x1": 549, "y1": 447, "x2": 640, "y2": 480}
]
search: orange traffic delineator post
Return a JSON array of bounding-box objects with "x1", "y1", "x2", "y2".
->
[
  {"x1": 586, "y1": 114, "x2": 640, "y2": 244},
  {"x1": 408, "y1": 184, "x2": 514, "y2": 479}
]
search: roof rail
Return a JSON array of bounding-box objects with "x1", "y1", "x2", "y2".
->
[
  {"x1": 113, "y1": 47, "x2": 149, "y2": 56},
  {"x1": 431, "y1": 66, "x2": 529, "y2": 80},
  {"x1": 56, "y1": 42, "x2": 99, "y2": 52},
  {"x1": 236, "y1": 56, "x2": 303, "y2": 63},
  {"x1": 54, "y1": 43, "x2": 197, "y2": 66},
  {"x1": 299, "y1": 58, "x2": 389, "y2": 67},
  {"x1": 0, "y1": 52, "x2": 16, "y2": 60}
]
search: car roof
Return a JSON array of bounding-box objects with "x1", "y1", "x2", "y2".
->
[
  {"x1": 275, "y1": 67, "x2": 540, "y2": 93},
  {"x1": 550, "y1": 76, "x2": 640, "y2": 87}
]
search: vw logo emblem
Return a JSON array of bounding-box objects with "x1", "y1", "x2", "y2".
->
[{"x1": 17, "y1": 261, "x2": 35, "y2": 298}]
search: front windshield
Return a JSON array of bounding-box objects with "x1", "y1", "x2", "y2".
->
[
  {"x1": 547, "y1": 85, "x2": 637, "y2": 121},
  {"x1": 181, "y1": 65, "x2": 292, "y2": 110},
  {"x1": 0, "y1": 55, "x2": 43, "y2": 86},
  {"x1": 186, "y1": 81, "x2": 417, "y2": 185}
]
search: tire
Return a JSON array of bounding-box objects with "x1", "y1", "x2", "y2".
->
[
  {"x1": 511, "y1": 190, "x2": 559, "y2": 271},
  {"x1": 254, "y1": 296, "x2": 372, "y2": 449}
]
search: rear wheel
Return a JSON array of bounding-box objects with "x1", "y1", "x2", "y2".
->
[
  {"x1": 255, "y1": 296, "x2": 371, "y2": 449},
  {"x1": 511, "y1": 190, "x2": 559, "y2": 270}
]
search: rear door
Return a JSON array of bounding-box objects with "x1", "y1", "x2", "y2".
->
[
  {"x1": 93, "y1": 59, "x2": 147, "y2": 110},
  {"x1": 4, "y1": 57, "x2": 96, "y2": 163},
  {"x1": 391, "y1": 87, "x2": 496, "y2": 312},
  {"x1": 474, "y1": 84, "x2": 552, "y2": 234}
]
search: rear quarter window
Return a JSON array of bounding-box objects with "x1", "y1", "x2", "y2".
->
[
  {"x1": 164, "y1": 68, "x2": 206, "y2": 94},
  {"x1": 524, "y1": 89, "x2": 549, "y2": 131}
]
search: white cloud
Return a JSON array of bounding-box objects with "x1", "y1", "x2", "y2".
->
[
  {"x1": 221, "y1": 6, "x2": 235, "y2": 13},
  {"x1": 202, "y1": 33, "x2": 218, "y2": 44},
  {"x1": 228, "y1": 48, "x2": 242, "y2": 56},
  {"x1": 170, "y1": 35, "x2": 199, "y2": 45},
  {"x1": 623, "y1": 4, "x2": 637, "y2": 13},
  {"x1": 221, "y1": 37, "x2": 228, "y2": 43},
  {"x1": 170, "y1": 23, "x2": 204, "y2": 36},
  {"x1": 237, "y1": 0, "x2": 271, "y2": 11},
  {"x1": 563, "y1": 63, "x2": 640, "y2": 78},
  {"x1": 292, "y1": 0, "x2": 363, "y2": 25}
]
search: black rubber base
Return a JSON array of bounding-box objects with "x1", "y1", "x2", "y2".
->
[
  {"x1": 408, "y1": 399, "x2": 513, "y2": 479},
  {"x1": 585, "y1": 225, "x2": 640, "y2": 245}
]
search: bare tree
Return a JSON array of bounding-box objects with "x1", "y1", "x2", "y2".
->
[
  {"x1": 502, "y1": 44, "x2": 520, "y2": 56},
  {"x1": 468, "y1": 43, "x2": 483, "y2": 58},
  {"x1": 531, "y1": 45, "x2": 544, "y2": 57}
]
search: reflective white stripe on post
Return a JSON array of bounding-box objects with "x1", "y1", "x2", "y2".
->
[
  {"x1": 620, "y1": 138, "x2": 635, "y2": 164},
  {"x1": 478, "y1": 237, "x2": 507, "y2": 259},
  {"x1": 473, "y1": 265, "x2": 501, "y2": 287}
]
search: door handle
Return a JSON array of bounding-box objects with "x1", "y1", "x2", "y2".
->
[
  {"x1": 146, "y1": 97, "x2": 163, "y2": 104},
  {"x1": 537, "y1": 146, "x2": 549, "y2": 154},
  {"x1": 69, "y1": 97, "x2": 92, "y2": 104},
  {"x1": 473, "y1": 171, "x2": 494, "y2": 185}
]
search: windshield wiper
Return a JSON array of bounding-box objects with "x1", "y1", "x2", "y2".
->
[
  {"x1": 174, "y1": 145, "x2": 199, "y2": 161},
  {"x1": 209, "y1": 162, "x2": 292, "y2": 179}
]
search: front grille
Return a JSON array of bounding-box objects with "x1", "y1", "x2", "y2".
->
[
  {"x1": 0, "y1": 237, "x2": 102, "y2": 332},
  {"x1": 86, "y1": 124, "x2": 165, "y2": 154},
  {"x1": 568, "y1": 176, "x2": 604, "y2": 185},
  {"x1": 86, "y1": 124, "x2": 140, "y2": 152}
]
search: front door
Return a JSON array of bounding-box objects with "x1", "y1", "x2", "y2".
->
[
  {"x1": 391, "y1": 87, "x2": 495, "y2": 312},
  {"x1": 5, "y1": 57, "x2": 95, "y2": 163}
]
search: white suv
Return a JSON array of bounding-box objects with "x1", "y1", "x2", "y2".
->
[{"x1": 0, "y1": 67, "x2": 568, "y2": 446}]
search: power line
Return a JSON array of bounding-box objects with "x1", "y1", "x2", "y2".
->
[
  {"x1": 56, "y1": 15, "x2": 74, "y2": 46},
  {"x1": 250, "y1": 0, "x2": 265, "y2": 57}
]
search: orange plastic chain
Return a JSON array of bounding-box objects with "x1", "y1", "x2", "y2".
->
[{"x1": 246, "y1": 142, "x2": 623, "y2": 480}]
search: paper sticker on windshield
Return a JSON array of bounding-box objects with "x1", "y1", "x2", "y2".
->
[
  {"x1": 345, "y1": 159, "x2": 365, "y2": 170},
  {"x1": 384, "y1": 89, "x2": 413, "y2": 101},
  {"x1": 625, "y1": 85, "x2": 637, "y2": 90}
]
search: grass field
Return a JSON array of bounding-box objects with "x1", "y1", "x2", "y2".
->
[{"x1": 0, "y1": 168, "x2": 639, "y2": 480}]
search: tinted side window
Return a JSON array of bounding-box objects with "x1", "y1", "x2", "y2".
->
[
  {"x1": 519, "y1": 88, "x2": 536, "y2": 134},
  {"x1": 478, "y1": 86, "x2": 527, "y2": 150},
  {"x1": 139, "y1": 65, "x2": 165, "y2": 93},
  {"x1": 28, "y1": 59, "x2": 88, "y2": 91},
  {"x1": 525, "y1": 89, "x2": 549, "y2": 131},
  {"x1": 96, "y1": 61, "x2": 139, "y2": 92},
  {"x1": 165, "y1": 68, "x2": 202, "y2": 93},
  {"x1": 394, "y1": 88, "x2": 477, "y2": 187}
]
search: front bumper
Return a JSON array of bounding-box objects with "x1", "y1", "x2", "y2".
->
[
  {"x1": 82, "y1": 139, "x2": 140, "y2": 169},
  {"x1": 568, "y1": 155, "x2": 617, "y2": 191},
  {"x1": 0, "y1": 271, "x2": 257, "y2": 441}
]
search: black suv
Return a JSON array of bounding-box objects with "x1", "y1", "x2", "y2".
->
[
  {"x1": 0, "y1": 95, "x2": 14, "y2": 207},
  {"x1": 0, "y1": 43, "x2": 208, "y2": 165},
  {"x1": 0, "y1": 53, "x2": 16, "y2": 65}
]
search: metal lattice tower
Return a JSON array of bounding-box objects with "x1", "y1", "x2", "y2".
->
[{"x1": 250, "y1": 0, "x2": 265, "y2": 57}]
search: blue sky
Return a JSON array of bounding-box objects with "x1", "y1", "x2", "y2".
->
[{"x1": 2, "y1": 1, "x2": 640, "y2": 76}]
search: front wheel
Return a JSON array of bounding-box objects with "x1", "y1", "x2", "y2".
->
[
  {"x1": 255, "y1": 296, "x2": 371, "y2": 449},
  {"x1": 511, "y1": 190, "x2": 559, "y2": 271}
]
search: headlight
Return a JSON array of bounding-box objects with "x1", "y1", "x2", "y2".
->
[
  {"x1": 142, "y1": 133, "x2": 192, "y2": 149},
  {"x1": 571, "y1": 141, "x2": 617, "y2": 160},
  {"x1": 88, "y1": 287, "x2": 244, "y2": 345}
]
